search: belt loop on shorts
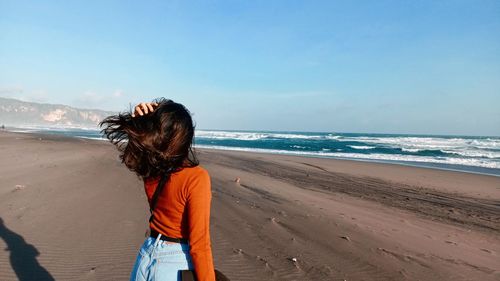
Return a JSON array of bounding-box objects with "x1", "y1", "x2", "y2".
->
[{"x1": 153, "y1": 233, "x2": 162, "y2": 248}]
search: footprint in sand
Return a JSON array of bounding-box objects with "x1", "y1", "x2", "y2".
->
[
  {"x1": 340, "y1": 235, "x2": 351, "y2": 242},
  {"x1": 445, "y1": 240, "x2": 458, "y2": 246},
  {"x1": 480, "y1": 248, "x2": 493, "y2": 254}
]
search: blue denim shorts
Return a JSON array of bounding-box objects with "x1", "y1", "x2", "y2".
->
[{"x1": 130, "y1": 233, "x2": 194, "y2": 281}]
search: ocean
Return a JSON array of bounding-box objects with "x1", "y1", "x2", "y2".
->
[{"x1": 7, "y1": 127, "x2": 500, "y2": 176}]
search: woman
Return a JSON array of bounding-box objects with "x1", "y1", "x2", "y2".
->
[{"x1": 99, "y1": 98, "x2": 216, "y2": 281}]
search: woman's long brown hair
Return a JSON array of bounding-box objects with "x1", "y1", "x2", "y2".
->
[{"x1": 99, "y1": 98, "x2": 198, "y2": 180}]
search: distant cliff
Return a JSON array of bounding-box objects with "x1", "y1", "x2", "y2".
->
[{"x1": 0, "y1": 97, "x2": 118, "y2": 129}]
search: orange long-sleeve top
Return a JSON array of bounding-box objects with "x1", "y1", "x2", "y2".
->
[{"x1": 143, "y1": 165, "x2": 216, "y2": 281}]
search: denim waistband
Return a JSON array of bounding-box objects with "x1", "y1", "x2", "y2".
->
[{"x1": 140, "y1": 233, "x2": 191, "y2": 258}]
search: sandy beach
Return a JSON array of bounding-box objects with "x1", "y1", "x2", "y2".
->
[{"x1": 0, "y1": 130, "x2": 499, "y2": 281}]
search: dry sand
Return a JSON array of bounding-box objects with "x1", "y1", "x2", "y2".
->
[{"x1": 0, "y1": 130, "x2": 499, "y2": 281}]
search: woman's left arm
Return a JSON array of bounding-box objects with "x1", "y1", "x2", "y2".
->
[{"x1": 187, "y1": 169, "x2": 216, "y2": 281}]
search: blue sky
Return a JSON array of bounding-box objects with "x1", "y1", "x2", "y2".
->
[{"x1": 1, "y1": 1, "x2": 499, "y2": 135}]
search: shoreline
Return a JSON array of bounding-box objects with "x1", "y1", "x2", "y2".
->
[
  {"x1": 4, "y1": 127, "x2": 500, "y2": 178},
  {"x1": 197, "y1": 145, "x2": 500, "y2": 178}
]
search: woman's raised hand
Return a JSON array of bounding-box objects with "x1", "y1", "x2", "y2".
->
[{"x1": 132, "y1": 102, "x2": 159, "y2": 117}]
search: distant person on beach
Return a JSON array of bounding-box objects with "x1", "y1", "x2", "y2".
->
[{"x1": 100, "y1": 98, "x2": 216, "y2": 281}]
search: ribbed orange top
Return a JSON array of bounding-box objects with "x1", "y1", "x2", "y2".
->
[{"x1": 144, "y1": 165, "x2": 215, "y2": 281}]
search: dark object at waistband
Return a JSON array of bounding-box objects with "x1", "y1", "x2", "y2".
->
[{"x1": 150, "y1": 229, "x2": 189, "y2": 244}]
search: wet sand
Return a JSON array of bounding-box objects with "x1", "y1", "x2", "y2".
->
[{"x1": 0, "y1": 130, "x2": 499, "y2": 280}]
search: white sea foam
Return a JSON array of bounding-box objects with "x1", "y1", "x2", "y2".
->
[
  {"x1": 348, "y1": 145, "x2": 375, "y2": 150},
  {"x1": 340, "y1": 136, "x2": 500, "y2": 160},
  {"x1": 196, "y1": 131, "x2": 500, "y2": 154},
  {"x1": 326, "y1": 134, "x2": 342, "y2": 140},
  {"x1": 196, "y1": 131, "x2": 267, "y2": 140},
  {"x1": 196, "y1": 130, "x2": 339, "y2": 141},
  {"x1": 442, "y1": 149, "x2": 500, "y2": 159},
  {"x1": 401, "y1": 148, "x2": 422, "y2": 152},
  {"x1": 195, "y1": 145, "x2": 500, "y2": 169},
  {"x1": 342, "y1": 136, "x2": 500, "y2": 149}
]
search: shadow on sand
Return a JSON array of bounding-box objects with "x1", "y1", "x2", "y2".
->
[{"x1": 0, "y1": 217, "x2": 54, "y2": 281}]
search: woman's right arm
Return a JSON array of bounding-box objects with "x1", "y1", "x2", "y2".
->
[{"x1": 131, "y1": 102, "x2": 158, "y2": 117}]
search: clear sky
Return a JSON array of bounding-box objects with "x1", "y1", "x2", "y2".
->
[{"x1": 1, "y1": 1, "x2": 499, "y2": 136}]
